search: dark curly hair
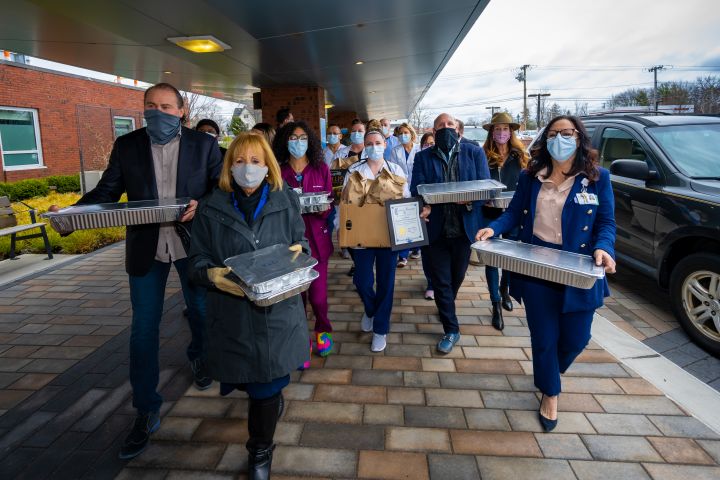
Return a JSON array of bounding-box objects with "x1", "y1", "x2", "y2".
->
[
  {"x1": 272, "y1": 121, "x2": 324, "y2": 167},
  {"x1": 527, "y1": 115, "x2": 599, "y2": 182}
]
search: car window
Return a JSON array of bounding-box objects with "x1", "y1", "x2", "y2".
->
[
  {"x1": 599, "y1": 127, "x2": 649, "y2": 170},
  {"x1": 585, "y1": 126, "x2": 596, "y2": 139},
  {"x1": 647, "y1": 124, "x2": 720, "y2": 178}
]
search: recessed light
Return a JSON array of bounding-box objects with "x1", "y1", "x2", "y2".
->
[
  {"x1": 324, "y1": 103, "x2": 334, "y2": 109},
  {"x1": 355, "y1": 60, "x2": 364, "y2": 65},
  {"x1": 163, "y1": 70, "x2": 172, "y2": 74},
  {"x1": 167, "y1": 35, "x2": 231, "y2": 53}
]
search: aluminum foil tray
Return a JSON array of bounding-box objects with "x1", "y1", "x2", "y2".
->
[
  {"x1": 471, "y1": 238, "x2": 605, "y2": 289},
  {"x1": 41, "y1": 198, "x2": 191, "y2": 234},
  {"x1": 224, "y1": 244, "x2": 318, "y2": 294},
  {"x1": 301, "y1": 203, "x2": 331, "y2": 214},
  {"x1": 417, "y1": 180, "x2": 506, "y2": 204},
  {"x1": 298, "y1": 192, "x2": 331, "y2": 206},
  {"x1": 241, "y1": 269, "x2": 319, "y2": 307},
  {"x1": 486, "y1": 191, "x2": 515, "y2": 209}
]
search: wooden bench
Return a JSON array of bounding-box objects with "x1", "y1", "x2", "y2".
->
[{"x1": 0, "y1": 196, "x2": 53, "y2": 260}]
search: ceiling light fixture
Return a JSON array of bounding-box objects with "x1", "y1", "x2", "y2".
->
[
  {"x1": 369, "y1": 91, "x2": 376, "y2": 94},
  {"x1": 325, "y1": 103, "x2": 334, "y2": 109},
  {"x1": 163, "y1": 70, "x2": 172, "y2": 74},
  {"x1": 355, "y1": 60, "x2": 364, "y2": 65},
  {"x1": 167, "y1": 35, "x2": 231, "y2": 53}
]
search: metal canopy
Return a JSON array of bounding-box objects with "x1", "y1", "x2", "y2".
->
[{"x1": 1, "y1": 0, "x2": 489, "y2": 119}]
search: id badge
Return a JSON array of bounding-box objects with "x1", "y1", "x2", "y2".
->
[
  {"x1": 293, "y1": 187, "x2": 303, "y2": 195},
  {"x1": 575, "y1": 192, "x2": 599, "y2": 205}
]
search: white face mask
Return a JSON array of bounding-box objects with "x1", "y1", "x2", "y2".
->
[{"x1": 231, "y1": 163, "x2": 268, "y2": 188}]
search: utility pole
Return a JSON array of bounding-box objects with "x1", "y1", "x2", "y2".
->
[
  {"x1": 528, "y1": 93, "x2": 551, "y2": 128},
  {"x1": 515, "y1": 64, "x2": 531, "y2": 130},
  {"x1": 648, "y1": 65, "x2": 665, "y2": 112},
  {"x1": 485, "y1": 106, "x2": 500, "y2": 116}
]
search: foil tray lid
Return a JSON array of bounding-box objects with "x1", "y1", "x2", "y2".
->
[
  {"x1": 472, "y1": 238, "x2": 605, "y2": 278},
  {"x1": 42, "y1": 198, "x2": 191, "y2": 217},
  {"x1": 224, "y1": 244, "x2": 317, "y2": 287},
  {"x1": 417, "y1": 179, "x2": 506, "y2": 195}
]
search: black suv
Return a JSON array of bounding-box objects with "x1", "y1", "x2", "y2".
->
[{"x1": 579, "y1": 114, "x2": 720, "y2": 355}]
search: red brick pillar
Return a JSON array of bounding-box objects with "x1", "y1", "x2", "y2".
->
[
  {"x1": 327, "y1": 110, "x2": 359, "y2": 130},
  {"x1": 260, "y1": 86, "x2": 326, "y2": 136}
]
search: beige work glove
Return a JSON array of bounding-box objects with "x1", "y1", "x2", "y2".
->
[{"x1": 207, "y1": 267, "x2": 246, "y2": 297}]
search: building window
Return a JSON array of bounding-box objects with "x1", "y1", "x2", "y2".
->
[
  {"x1": 113, "y1": 116, "x2": 135, "y2": 138},
  {"x1": 0, "y1": 107, "x2": 44, "y2": 170}
]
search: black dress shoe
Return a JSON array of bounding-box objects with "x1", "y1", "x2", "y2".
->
[
  {"x1": 500, "y1": 286, "x2": 513, "y2": 311},
  {"x1": 182, "y1": 307, "x2": 189, "y2": 317},
  {"x1": 190, "y1": 358, "x2": 212, "y2": 391},
  {"x1": 347, "y1": 265, "x2": 355, "y2": 277},
  {"x1": 491, "y1": 301, "x2": 504, "y2": 331},
  {"x1": 248, "y1": 444, "x2": 275, "y2": 480},
  {"x1": 538, "y1": 394, "x2": 558, "y2": 432},
  {"x1": 118, "y1": 412, "x2": 160, "y2": 459}
]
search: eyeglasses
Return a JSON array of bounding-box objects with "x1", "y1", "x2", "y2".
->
[
  {"x1": 289, "y1": 135, "x2": 309, "y2": 141},
  {"x1": 547, "y1": 128, "x2": 578, "y2": 139}
]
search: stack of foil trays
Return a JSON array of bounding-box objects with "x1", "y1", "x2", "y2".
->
[
  {"x1": 224, "y1": 244, "x2": 318, "y2": 306},
  {"x1": 298, "y1": 192, "x2": 333, "y2": 214}
]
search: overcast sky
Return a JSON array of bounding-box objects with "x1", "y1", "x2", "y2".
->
[{"x1": 422, "y1": 0, "x2": 720, "y2": 122}]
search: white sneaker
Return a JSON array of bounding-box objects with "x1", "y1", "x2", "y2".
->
[
  {"x1": 371, "y1": 333, "x2": 387, "y2": 352},
  {"x1": 361, "y1": 313, "x2": 374, "y2": 332}
]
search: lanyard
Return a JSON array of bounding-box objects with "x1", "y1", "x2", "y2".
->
[{"x1": 231, "y1": 183, "x2": 269, "y2": 222}]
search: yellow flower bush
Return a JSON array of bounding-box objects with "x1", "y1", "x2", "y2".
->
[{"x1": 0, "y1": 192, "x2": 127, "y2": 258}]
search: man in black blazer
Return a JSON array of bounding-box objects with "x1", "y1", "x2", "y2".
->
[{"x1": 54, "y1": 83, "x2": 222, "y2": 459}]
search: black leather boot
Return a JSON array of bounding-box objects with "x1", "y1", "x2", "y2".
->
[
  {"x1": 491, "y1": 301, "x2": 504, "y2": 331},
  {"x1": 500, "y1": 285, "x2": 513, "y2": 312},
  {"x1": 247, "y1": 393, "x2": 281, "y2": 480}
]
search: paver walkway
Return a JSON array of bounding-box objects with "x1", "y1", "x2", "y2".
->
[{"x1": 0, "y1": 242, "x2": 719, "y2": 479}]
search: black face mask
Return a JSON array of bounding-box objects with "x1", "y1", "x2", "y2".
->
[{"x1": 434, "y1": 127, "x2": 459, "y2": 153}]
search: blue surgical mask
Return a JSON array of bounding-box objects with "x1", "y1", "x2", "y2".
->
[
  {"x1": 381, "y1": 126, "x2": 390, "y2": 136},
  {"x1": 400, "y1": 133, "x2": 411, "y2": 144},
  {"x1": 144, "y1": 109, "x2": 181, "y2": 145},
  {"x1": 288, "y1": 139, "x2": 308, "y2": 158},
  {"x1": 547, "y1": 135, "x2": 577, "y2": 163},
  {"x1": 350, "y1": 131, "x2": 364, "y2": 144},
  {"x1": 327, "y1": 134, "x2": 340, "y2": 145},
  {"x1": 366, "y1": 145, "x2": 384, "y2": 161}
]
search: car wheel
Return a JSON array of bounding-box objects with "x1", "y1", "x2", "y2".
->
[{"x1": 669, "y1": 253, "x2": 720, "y2": 356}]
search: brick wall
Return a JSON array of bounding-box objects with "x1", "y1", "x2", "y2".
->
[
  {"x1": 327, "y1": 110, "x2": 360, "y2": 131},
  {"x1": 260, "y1": 86, "x2": 326, "y2": 135},
  {"x1": 0, "y1": 62, "x2": 144, "y2": 182}
]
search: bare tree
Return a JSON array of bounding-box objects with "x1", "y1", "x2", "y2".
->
[
  {"x1": 409, "y1": 103, "x2": 432, "y2": 132},
  {"x1": 182, "y1": 91, "x2": 224, "y2": 130},
  {"x1": 574, "y1": 101, "x2": 589, "y2": 116}
]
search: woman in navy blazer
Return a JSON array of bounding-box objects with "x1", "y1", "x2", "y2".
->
[{"x1": 476, "y1": 115, "x2": 616, "y2": 432}]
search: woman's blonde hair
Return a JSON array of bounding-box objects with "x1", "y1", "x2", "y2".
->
[
  {"x1": 483, "y1": 127, "x2": 530, "y2": 169},
  {"x1": 219, "y1": 133, "x2": 284, "y2": 192},
  {"x1": 397, "y1": 122, "x2": 417, "y2": 143}
]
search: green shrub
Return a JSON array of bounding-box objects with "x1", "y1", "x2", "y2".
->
[
  {"x1": 1, "y1": 179, "x2": 49, "y2": 200},
  {"x1": 45, "y1": 174, "x2": 81, "y2": 193}
]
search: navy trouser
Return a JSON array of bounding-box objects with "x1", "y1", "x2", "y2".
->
[
  {"x1": 128, "y1": 258, "x2": 206, "y2": 414},
  {"x1": 352, "y1": 248, "x2": 398, "y2": 335},
  {"x1": 485, "y1": 266, "x2": 509, "y2": 302},
  {"x1": 520, "y1": 237, "x2": 594, "y2": 396},
  {"x1": 422, "y1": 236, "x2": 471, "y2": 334}
]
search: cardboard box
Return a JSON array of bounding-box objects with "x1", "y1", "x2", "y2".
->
[{"x1": 339, "y1": 202, "x2": 391, "y2": 248}]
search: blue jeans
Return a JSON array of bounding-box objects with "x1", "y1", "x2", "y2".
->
[
  {"x1": 352, "y1": 248, "x2": 398, "y2": 335},
  {"x1": 128, "y1": 258, "x2": 206, "y2": 414}
]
